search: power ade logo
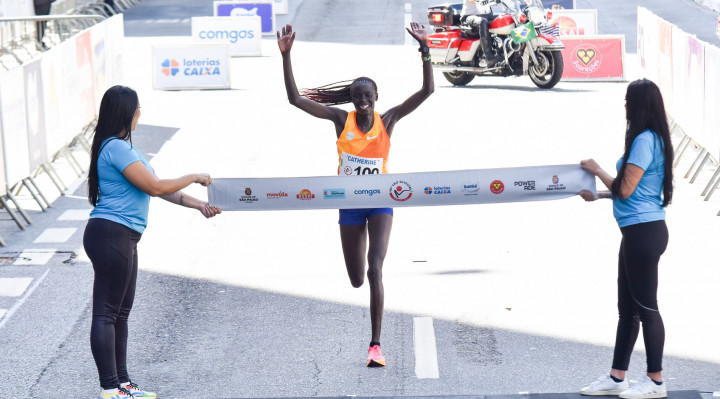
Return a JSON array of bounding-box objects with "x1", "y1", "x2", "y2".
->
[
  {"x1": 324, "y1": 189, "x2": 345, "y2": 199},
  {"x1": 266, "y1": 191, "x2": 288, "y2": 199},
  {"x1": 514, "y1": 180, "x2": 536, "y2": 191},
  {"x1": 389, "y1": 181, "x2": 412, "y2": 202},
  {"x1": 546, "y1": 175, "x2": 567, "y2": 191},
  {"x1": 161, "y1": 59, "x2": 179, "y2": 76},
  {"x1": 239, "y1": 187, "x2": 259, "y2": 203},
  {"x1": 199, "y1": 29, "x2": 256, "y2": 44},
  {"x1": 490, "y1": 180, "x2": 504, "y2": 194},
  {"x1": 572, "y1": 44, "x2": 602, "y2": 74},
  {"x1": 355, "y1": 189, "x2": 382, "y2": 197},
  {"x1": 297, "y1": 189, "x2": 315, "y2": 200},
  {"x1": 162, "y1": 58, "x2": 222, "y2": 77},
  {"x1": 424, "y1": 186, "x2": 451, "y2": 195}
]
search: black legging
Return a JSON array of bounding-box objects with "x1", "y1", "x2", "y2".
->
[
  {"x1": 612, "y1": 220, "x2": 668, "y2": 373},
  {"x1": 83, "y1": 218, "x2": 141, "y2": 390}
]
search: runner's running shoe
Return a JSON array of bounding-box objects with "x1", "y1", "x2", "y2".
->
[
  {"x1": 98, "y1": 387, "x2": 134, "y2": 398},
  {"x1": 367, "y1": 344, "x2": 386, "y2": 367},
  {"x1": 580, "y1": 373, "x2": 629, "y2": 395},
  {"x1": 121, "y1": 381, "x2": 157, "y2": 398},
  {"x1": 619, "y1": 376, "x2": 667, "y2": 399}
]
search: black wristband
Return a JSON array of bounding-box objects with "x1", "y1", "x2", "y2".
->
[{"x1": 418, "y1": 45, "x2": 429, "y2": 53}]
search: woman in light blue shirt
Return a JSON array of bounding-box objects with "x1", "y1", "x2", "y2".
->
[
  {"x1": 578, "y1": 79, "x2": 674, "y2": 399},
  {"x1": 84, "y1": 86, "x2": 221, "y2": 399}
]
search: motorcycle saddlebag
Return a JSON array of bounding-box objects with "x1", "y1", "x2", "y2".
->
[{"x1": 427, "y1": 4, "x2": 460, "y2": 27}]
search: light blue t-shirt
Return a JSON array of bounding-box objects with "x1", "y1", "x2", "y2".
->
[
  {"x1": 89, "y1": 137, "x2": 153, "y2": 233},
  {"x1": 613, "y1": 130, "x2": 666, "y2": 228}
]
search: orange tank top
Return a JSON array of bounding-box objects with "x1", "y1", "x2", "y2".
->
[{"x1": 336, "y1": 111, "x2": 390, "y2": 176}]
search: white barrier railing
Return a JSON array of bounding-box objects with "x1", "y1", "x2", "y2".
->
[
  {"x1": 637, "y1": 6, "x2": 720, "y2": 214},
  {"x1": 0, "y1": 14, "x2": 125, "y2": 243}
]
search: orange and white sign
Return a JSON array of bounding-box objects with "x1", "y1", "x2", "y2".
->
[
  {"x1": 548, "y1": 9, "x2": 597, "y2": 36},
  {"x1": 560, "y1": 35, "x2": 625, "y2": 80}
]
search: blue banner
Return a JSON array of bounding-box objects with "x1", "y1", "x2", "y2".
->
[{"x1": 214, "y1": 2, "x2": 274, "y2": 35}]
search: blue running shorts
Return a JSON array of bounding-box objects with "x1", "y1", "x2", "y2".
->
[{"x1": 338, "y1": 208, "x2": 393, "y2": 225}]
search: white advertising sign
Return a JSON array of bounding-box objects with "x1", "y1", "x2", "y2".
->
[
  {"x1": 41, "y1": 43, "x2": 69, "y2": 159},
  {"x1": 209, "y1": 165, "x2": 596, "y2": 211},
  {"x1": 549, "y1": 9, "x2": 598, "y2": 36},
  {"x1": 0, "y1": 67, "x2": 31, "y2": 185},
  {"x1": 191, "y1": 17, "x2": 262, "y2": 57},
  {"x1": 152, "y1": 44, "x2": 231, "y2": 90},
  {"x1": 703, "y1": 44, "x2": 720, "y2": 157},
  {"x1": 272, "y1": 0, "x2": 288, "y2": 14}
]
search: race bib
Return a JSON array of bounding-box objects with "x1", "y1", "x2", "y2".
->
[{"x1": 339, "y1": 152, "x2": 384, "y2": 176}]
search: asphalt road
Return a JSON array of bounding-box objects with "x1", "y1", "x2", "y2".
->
[{"x1": 1, "y1": 0, "x2": 719, "y2": 398}]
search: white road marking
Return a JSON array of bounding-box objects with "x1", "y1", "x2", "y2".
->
[
  {"x1": 13, "y1": 249, "x2": 57, "y2": 266},
  {"x1": 413, "y1": 316, "x2": 440, "y2": 379},
  {"x1": 0, "y1": 270, "x2": 50, "y2": 330},
  {"x1": 0, "y1": 277, "x2": 34, "y2": 297},
  {"x1": 57, "y1": 209, "x2": 91, "y2": 221},
  {"x1": 0, "y1": 309, "x2": 6, "y2": 320},
  {"x1": 34, "y1": 228, "x2": 77, "y2": 243}
]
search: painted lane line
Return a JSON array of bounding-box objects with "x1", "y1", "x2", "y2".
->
[
  {"x1": 34, "y1": 228, "x2": 77, "y2": 243},
  {"x1": 57, "y1": 209, "x2": 91, "y2": 221},
  {"x1": 0, "y1": 270, "x2": 50, "y2": 330},
  {"x1": 13, "y1": 249, "x2": 57, "y2": 266},
  {"x1": 0, "y1": 277, "x2": 34, "y2": 297},
  {"x1": 413, "y1": 316, "x2": 440, "y2": 379},
  {"x1": 0, "y1": 309, "x2": 6, "y2": 320}
]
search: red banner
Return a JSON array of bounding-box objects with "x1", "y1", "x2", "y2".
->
[{"x1": 560, "y1": 35, "x2": 625, "y2": 80}]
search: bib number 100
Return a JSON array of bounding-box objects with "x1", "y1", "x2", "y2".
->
[{"x1": 354, "y1": 166, "x2": 379, "y2": 175}]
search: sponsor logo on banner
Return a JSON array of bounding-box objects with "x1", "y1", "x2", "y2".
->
[
  {"x1": 239, "y1": 187, "x2": 259, "y2": 203},
  {"x1": 462, "y1": 183, "x2": 479, "y2": 196},
  {"x1": 161, "y1": 59, "x2": 180, "y2": 76},
  {"x1": 161, "y1": 57, "x2": 222, "y2": 76},
  {"x1": 490, "y1": 180, "x2": 505, "y2": 194},
  {"x1": 552, "y1": 16, "x2": 584, "y2": 35},
  {"x1": 297, "y1": 189, "x2": 315, "y2": 200},
  {"x1": 198, "y1": 28, "x2": 255, "y2": 43},
  {"x1": 389, "y1": 181, "x2": 413, "y2": 201},
  {"x1": 324, "y1": 189, "x2": 346, "y2": 199},
  {"x1": 571, "y1": 44, "x2": 602, "y2": 74},
  {"x1": 514, "y1": 180, "x2": 536, "y2": 191},
  {"x1": 424, "y1": 186, "x2": 451, "y2": 194},
  {"x1": 354, "y1": 189, "x2": 382, "y2": 197},
  {"x1": 266, "y1": 191, "x2": 288, "y2": 199},
  {"x1": 546, "y1": 175, "x2": 567, "y2": 191}
]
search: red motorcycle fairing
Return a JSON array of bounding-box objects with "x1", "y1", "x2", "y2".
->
[
  {"x1": 488, "y1": 14, "x2": 515, "y2": 35},
  {"x1": 428, "y1": 30, "x2": 461, "y2": 49}
]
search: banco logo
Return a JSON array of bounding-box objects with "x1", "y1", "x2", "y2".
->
[
  {"x1": 463, "y1": 183, "x2": 479, "y2": 196},
  {"x1": 161, "y1": 59, "x2": 180, "y2": 76},
  {"x1": 230, "y1": 7, "x2": 258, "y2": 16},
  {"x1": 424, "y1": 186, "x2": 451, "y2": 195}
]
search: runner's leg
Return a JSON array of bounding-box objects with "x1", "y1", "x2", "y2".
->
[
  {"x1": 366, "y1": 213, "x2": 392, "y2": 343},
  {"x1": 340, "y1": 223, "x2": 368, "y2": 288}
]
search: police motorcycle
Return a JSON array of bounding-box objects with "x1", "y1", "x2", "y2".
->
[{"x1": 427, "y1": 0, "x2": 565, "y2": 89}]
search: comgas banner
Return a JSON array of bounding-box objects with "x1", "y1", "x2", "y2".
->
[{"x1": 191, "y1": 16, "x2": 262, "y2": 56}]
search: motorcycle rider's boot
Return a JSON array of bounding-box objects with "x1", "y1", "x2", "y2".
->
[{"x1": 479, "y1": 20, "x2": 501, "y2": 67}]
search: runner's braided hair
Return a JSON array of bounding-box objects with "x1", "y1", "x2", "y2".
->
[{"x1": 300, "y1": 77, "x2": 378, "y2": 106}]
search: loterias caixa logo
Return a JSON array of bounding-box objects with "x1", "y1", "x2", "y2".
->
[{"x1": 161, "y1": 57, "x2": 221, "y2": 77}]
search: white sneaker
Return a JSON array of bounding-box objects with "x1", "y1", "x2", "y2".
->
[
  {"x1": 580, "y1": 373, "x2": 630, "y2": 396},
  {"x1": 619, "y1": 376, "x2": 667, "y2": 399}
]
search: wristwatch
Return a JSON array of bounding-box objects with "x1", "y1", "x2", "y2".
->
[{"x1": 418, "y1": 45, "x2": 430, "y2": 53}]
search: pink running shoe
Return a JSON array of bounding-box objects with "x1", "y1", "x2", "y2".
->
[{"x1": 367, "y1": 344, "x2": 386, "y2": 367}]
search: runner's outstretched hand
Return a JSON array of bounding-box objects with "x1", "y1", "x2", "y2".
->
[
  {"x1": 406, "y1": 22, "x2": 428, "y2": 45},
  {"x1": 277, "y1": 24, "x2": 296, "y2": 53}
]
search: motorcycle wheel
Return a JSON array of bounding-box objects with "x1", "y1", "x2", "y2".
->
[
  {"x1": 529, "y1": 50, "x2": 563, "y2": 89},
  {"x1": 443, "y1": 71, "x2": 475, "y2": 86}
]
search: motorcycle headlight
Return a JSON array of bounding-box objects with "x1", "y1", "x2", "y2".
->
[{"x1": 527, "y1": 7, "x2": 546, "y2": 25}]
